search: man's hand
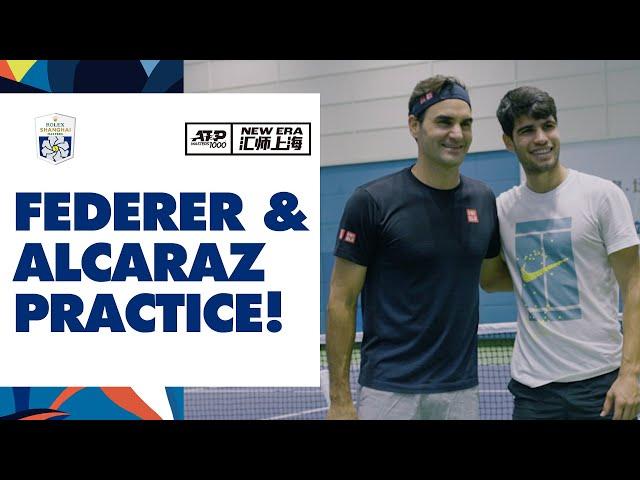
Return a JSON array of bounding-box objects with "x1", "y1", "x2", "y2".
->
[
  {"x1": 326, "y1": 402, "x2": 358, "y2": 420},
  {"x1": 601, "y1": 374, "x2": 640, "y2": 420}
]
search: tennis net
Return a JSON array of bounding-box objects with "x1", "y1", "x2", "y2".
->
[{"x1": 185, "y1": 322, "x2": 516, "y2": 420}]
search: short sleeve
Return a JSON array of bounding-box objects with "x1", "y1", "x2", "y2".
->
[
  {"x1": 598, "y1": 182, "x2": 640, "y2": 255},
  {"x1": 333, "y1": 187, "x2": 379, "y2": 266}
]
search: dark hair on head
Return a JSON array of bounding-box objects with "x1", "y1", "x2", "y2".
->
[
  {"x1": 408, "y1": 75, "x2": 467, "y2": 123},
  {"x1": 496, "y1": 86, "x2": 557, "y2": 138}
]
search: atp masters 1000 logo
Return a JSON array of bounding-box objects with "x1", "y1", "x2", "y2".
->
[{"x1": 35, "y1": 114, "x2": 76, "y2": 165}]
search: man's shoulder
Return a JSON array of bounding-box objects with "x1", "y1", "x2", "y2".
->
[
  {"x1": 496, "y1": 183, "x2": 524, "y2": 208},
  {"x1": 461, "y1": 175, "x2": 496, "y2": 198},
  {"x1": 571, "y1": 169, "x2": 621, "y2": 194},
  {"x1": 356, "y1": 168, "x2": 409, "y2": 199}
]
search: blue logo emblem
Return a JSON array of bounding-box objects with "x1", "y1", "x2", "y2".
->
[{"x1": 35, "y1": 113, "x2": 75, "y2": 165}]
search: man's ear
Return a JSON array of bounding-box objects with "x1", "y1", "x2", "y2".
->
[
  {"x1": 503, "y1": 133, "x2": 515, "y2": 153},
  {"x1": 408, "y1": 115, "x2": 420, "y2": 140}
]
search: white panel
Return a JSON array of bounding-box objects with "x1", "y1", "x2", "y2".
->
[
  {"x1": 279, "y1": 64, "x2": 428, "y2": 105},
  {"x1": 208, "y1": 60, "x2": 279, "y2": 90},
  {"x1": 607, "y1": 68, "x2": 640, "y2": 104},
  {"x1": 0, "y1": 93, "x2": 321, "y2": 386},
  {"x1": 279, "y1": 60, "x2": 428, "y2": 81},
  {"x1": 468, "y1": 83, "x2": 517, "y2": 119},
  {"x1": 516, "y1": 60, "x2": 603, "y2": 81},
  {"x1": 349, "y1": 64, "x2": 431, "y2": 102},
  {"x1": 184, "y1": 60, "x2": 208, "y2": 65},
  {"x1": 183, "y1": 62, "x2": 209, "y2": 92},
  {"x1": 352, "y1": 97, "x2": 408, "y2": 131},
  {"x1": 433, "y1": 60, "x2": 515, "y2": 87},
  {"x1": 468, "y1": 117, "x2": 505, "y2": 153},
  {"x1": 322, "y1": 98, "x2": 408, "y2": 136},
  {"x1": 279, "y1": 61, "x2": 337, "y2": 81},
  {"x1": 216, "y1": 83, "x2": 281, "y2": 94},
  {"x1": 321, "y1": 128, "x2": 416, "y2": 166},
  {"x1": 277, "y1": 76, "x2": 355, "y2": 105},
  {"x1": 321, "y1": 134, "x2": 359, "y2": 166},
  {"x1": 352, "y1": 127, "x2": 416, "y2": 163},
  {"x1": 528, "y1": 74, "x2": 605, "y2": 109},
  {"x1": 321, "y1": 104, "x2": 355, "y2": 135},
  {"x1": 557, "y1": 107, "x2": 607, "y2": 143},
  {"x1": 609, "y1": 102, "x2": 640, "y2": 138},
  {"x1": 606, "y1": 60, "x2": 640, "y2": 71}
]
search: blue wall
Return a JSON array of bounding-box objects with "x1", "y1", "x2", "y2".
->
[{"x1": 320, "y1": 150, "x2": 520, "y2": 334}]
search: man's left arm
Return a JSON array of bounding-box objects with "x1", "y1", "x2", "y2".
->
[
  {"x1": 602, "y1": 245, "x2": 640, "y2": 420},
  {"x1": 480, "y1": 252, "x2": 513, "y2": 292}
]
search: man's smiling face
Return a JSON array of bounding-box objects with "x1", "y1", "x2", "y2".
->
[
  {"x1": 410, "y1": 99, "x2": 473, "y2": 170},
  {"x1": 505, "y1": 114, "x2": 560, "y2": 175}
]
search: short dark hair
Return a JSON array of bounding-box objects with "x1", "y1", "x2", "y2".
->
[
  {"x1": 496, "y1": 86, "x2": 557, "y2": 138},
  {"x1": 408, "y1": 75, "x2": 467, "y2": 123}
]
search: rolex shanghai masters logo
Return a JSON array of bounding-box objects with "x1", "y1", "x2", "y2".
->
[{"x1": 35, "y1": 114, "x2": 75, "y2": 165}]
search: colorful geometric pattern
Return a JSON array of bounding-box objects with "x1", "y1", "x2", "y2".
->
[
  {"x1": 0, "y1": 60, "x2": 183, "y2": 92},
  {"x1": 0, "y1": 387, "x2": 184, "y2": 420},
  {"x1": 0, "y1": 60, "x2": 184, "y2": 419}
]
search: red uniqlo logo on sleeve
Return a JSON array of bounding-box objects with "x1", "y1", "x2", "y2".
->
[
  {"x1": 466, "y1": 208, "x2": 479, "y2": 223},
  {"x1": 338, "y1": 228, "x2": 356, "y2": 244}
]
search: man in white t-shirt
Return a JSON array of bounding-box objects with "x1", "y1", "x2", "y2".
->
[{"x1": 480, "y1": 86, "x2": 640, "y2": 420}]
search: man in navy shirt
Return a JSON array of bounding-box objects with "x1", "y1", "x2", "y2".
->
[{"x1": 326, "y1": 75, "x2": 500, "y2": 420}]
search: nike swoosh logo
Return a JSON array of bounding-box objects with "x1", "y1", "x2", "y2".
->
[{"x1": 520, "y1": 258, "x2": 569, "y2": 283}]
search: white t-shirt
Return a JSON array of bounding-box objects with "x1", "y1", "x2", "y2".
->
[{"x1": 497, "y1": 168, "x2": 639, "y2": 387}]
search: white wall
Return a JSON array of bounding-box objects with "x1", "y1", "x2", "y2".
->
[
  {"x1": 562, "y1": 138, "x2": 640, "y2": 224},
  {"x1": 184, "y1": 60, "x2": 640, "y2": 167}
]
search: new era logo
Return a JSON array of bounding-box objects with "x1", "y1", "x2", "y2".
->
[{"x1": 467, "y1": 208, "x2": 479, "y2": 223}]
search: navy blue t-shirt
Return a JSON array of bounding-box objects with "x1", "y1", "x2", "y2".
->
[{"x1": 334, "y1": 167, "x2": 500, "y2": 393}]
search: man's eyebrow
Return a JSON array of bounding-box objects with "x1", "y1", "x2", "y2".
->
[
  {"x1": 516, "y1": 123, "x2": 534, "y2": 134},
  {"x1": 434, "y1": 115, "x2": 473, "y2": 123}
]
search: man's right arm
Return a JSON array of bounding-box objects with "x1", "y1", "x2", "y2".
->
[{"x1": 325, "y1": 256, "x2": 367, "y2": 420}]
